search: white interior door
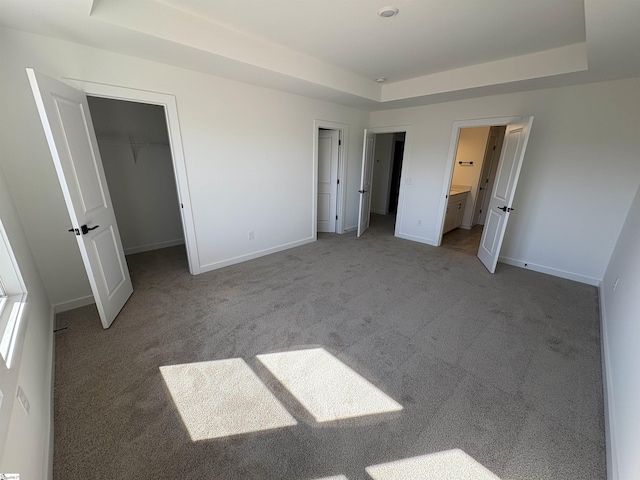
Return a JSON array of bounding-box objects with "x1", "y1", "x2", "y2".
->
[
  {"x1": 477, "y1": 117, "x2": 534, "y2": 273},
  {"x1": 357, "y1": 130, "x2": 375, "y2": 237},
  {"x1": 317, "y1": 129, "x2": 339, "y2": 233},
  {"x1": 27, "y1": 68, "x2": 133, "y2": 328}
]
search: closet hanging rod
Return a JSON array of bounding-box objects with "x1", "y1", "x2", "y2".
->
[{"x1": 96, "y1": 136, "x2": 170, "y2": 147}]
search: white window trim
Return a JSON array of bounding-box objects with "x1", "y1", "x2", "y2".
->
[{"x1": 0, "y1": 220, "x2": 27, "y2": 369}]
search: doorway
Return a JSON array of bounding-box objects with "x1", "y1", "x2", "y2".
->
[
  {"x1": 87, "y1": 97, "x2": 186, "y2": 260},
  {"x1": 368, "y1": 132, "x2": 405, "y2": 234},
  {"x1": 68, "y1": 80, "x2": 199, "y2": 279},
  {"x1": 441, "y1": 126, "x2": 505, "y2": 252},
  {"x1": 358, "y1": 127, "x2": 409, "y2": 238},
  {"x1": 314, "y1": 120, "x2": 348, "y2": 236},
  {"x1": 317, "y1": 128, "x2": 340, "y2": 233},
  {"x1": 438, "y1": 116, "x2": 534, "y2": 273},
  {"x1": 28, "y1": 69, "x2": 198, "y2": 327}
]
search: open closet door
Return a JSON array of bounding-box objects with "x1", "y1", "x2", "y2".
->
[
  {"x1": 357, "y1": 129, "x2": 375, "y2": 237},
  {"x1": 477, "y1": 117, "x2": 534, "y2": 273},
  {"x1": 27, "y1": 68, "x2": 133, "y2": 328}
]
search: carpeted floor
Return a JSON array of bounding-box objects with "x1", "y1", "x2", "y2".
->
[{"x1": 53, "y1": 214, "x2": 605, "y2": 479}]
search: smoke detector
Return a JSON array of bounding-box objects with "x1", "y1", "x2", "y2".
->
[{"x1": 378, "y1": 6, "x2": 399, "y2": 18}]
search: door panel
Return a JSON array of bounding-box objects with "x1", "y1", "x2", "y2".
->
[
  {"x1": 477, "y1": 117, "x2": 534, "y2": 273},
  {"x1": 317, "y1": 130, "x2": 339, "y2": 233},
  {"x1": 92, "y1": 226, "x2": 127, "y2": 297},
  {"x1": 357, "y1": 130, "x2": 375, "y2": 237},
  {"x1": 53, "y1": 96, "x2": 107, "y2": 213},
  {"x1": 492, "y1": 127, "x2": 521, "y2": 201},
  {"x1": 479, "y1": 209, "x2": 502, "y2": 257},
  {"x1": 28, "y1": 68, "x2": 133, "y2": 328}
]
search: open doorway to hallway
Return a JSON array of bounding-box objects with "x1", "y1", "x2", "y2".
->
[
  {"x1": 441, "y1": 126, "x2": 506, "y2": 253},
  {"x1": 368, "y1": 132, "x2": 406, "y2": 235}
]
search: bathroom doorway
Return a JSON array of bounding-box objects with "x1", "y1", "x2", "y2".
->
[{"x1": 441, "y1": 125, "x2": 505, "y2": 252}]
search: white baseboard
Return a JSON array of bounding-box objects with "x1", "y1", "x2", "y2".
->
[
  {"x1": 124, "y1": 238, "x2": 185, "y2": 255},
  {"x1": 344, "y1": 225, "x2": 358, "y2": 232},
  {"x1": 370, "y1": 209, "x2": 387, "y2": 215},
  {"x1": 200, "y1": 237, "x2": 316, "y2": 273},
  {"x1": 53, "y1": 295, "x2": 94, "y2": 314},
  {"x1": 396, "y1": 232, "x2": 436, "y2": 246},
  {"x1": 44, "y1": 305, "x2": 55, "y2": 480},
  {"x1": 498, "y1": 256, "x2": 601, "y2": 286},
  {"x1": 598, "y1": 282, "x2": 617, "y2": 480}
]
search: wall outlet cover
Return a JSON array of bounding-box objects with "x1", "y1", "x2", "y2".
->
[{"x1": 17, "y1": 386, "x2": 29, "y2": 414}]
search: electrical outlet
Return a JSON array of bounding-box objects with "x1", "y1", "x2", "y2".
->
[
  {"x1": 17, "y1": 386, "x2": 30, "y2": 414},
  {"x1": 613, "y1": 278, "x2": 619, "y2": 291},
  {"x1": 417, "y1": 219, "x2": 422, "y2": 226},
  {"x1": 248, "y1": 230, "x2": 255, "y2": 240}
]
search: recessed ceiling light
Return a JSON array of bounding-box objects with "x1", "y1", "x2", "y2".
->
[
  {"x1": 376, "y1": 77, "x2": 387, "y2": 83},
  {"x1": 378, "y1": 6, "x2": 399, "y2": 18}
]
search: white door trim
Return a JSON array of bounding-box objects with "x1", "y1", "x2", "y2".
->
[
  {"x1": 367, "y1": 125, "x2": 411, "y2": 238},
  {"x1": 312, "y1": 120, "x2": 349, "y2": 236},
  {"x1": 436, "y1": 116, "x2": 521, "y2": 246},
  {"x1": 63, "y1": 78, "x2": 200, "y2": 274}
]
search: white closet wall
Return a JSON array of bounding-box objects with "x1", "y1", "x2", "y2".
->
[{"x1": 88, "y1": 97, "x2": 185, "y2": 255}]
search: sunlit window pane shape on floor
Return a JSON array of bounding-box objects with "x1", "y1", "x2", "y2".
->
[
  {"x1": 159, "y1": 358, "x2": 297, "y2": 441},
  {"x1": 256, "y1": 348, "x2": 402, "y2": 422},
  {"x1": 365, "y1": 449, "x2": 500, "y2": 480}
]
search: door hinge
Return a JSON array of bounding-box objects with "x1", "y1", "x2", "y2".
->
[
  {"x1": 493, "y1": 145, "x2": 496, "y2": 150},
  {"x1": 336, "y1": 215, "x2": 338, "y2": 220},
  {"x1": 339, "y1": 139, "x2": 342, "y2": 146},
  {"x1": 181, "y1": 203, "x2": 184, "y2": 208},
  {"x1": 337, "y1": 179, "x2": 340, "y2": 185}
]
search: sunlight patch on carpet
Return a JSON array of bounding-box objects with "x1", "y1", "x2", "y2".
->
[
  {"x1": 256, "y1": 348, "x2": 402, "y2": 422},
  {"x1": 365, "y1": 449, "x2": 500, "y2": 480},
  {"x1": 160, "y1": 358, "x2": 297, "y2": 441}
]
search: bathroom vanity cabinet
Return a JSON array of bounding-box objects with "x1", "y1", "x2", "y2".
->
[{"x1": 444, "y1": 191, "x2": 468, "y2": 233}]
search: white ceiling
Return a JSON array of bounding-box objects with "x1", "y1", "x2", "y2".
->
[
  {"x1": 0, "y1": 0, "x2": 638, "y2": 110},
  {"x1": 159, "y1": 0, "x2": 586, "y2": 83}
]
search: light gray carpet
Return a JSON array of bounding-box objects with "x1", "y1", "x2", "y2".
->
[{"x1": 53, "y1": 213, "x2": 605, "y2": 479}]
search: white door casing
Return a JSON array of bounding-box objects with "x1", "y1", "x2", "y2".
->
[
  {"x1": 71, "y1": 80, "x2": 200, "y2": 275},
  {"x1": 477, "y1": 117, "x2": 534, "y2": 273},
  {"x1": 317, "y1": 129, "x2": 339, "y2": 233},
  {"x1": 357, "y1": 130, "x2": 375, "y2": 237},
  {"x1": 27, "y1": 68, "x2": 133, "y2": 328}
]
